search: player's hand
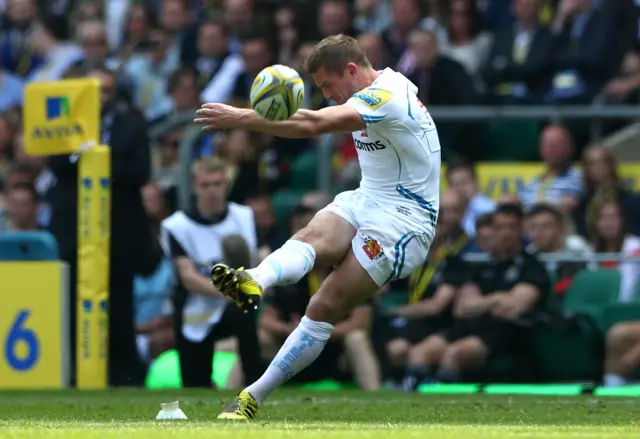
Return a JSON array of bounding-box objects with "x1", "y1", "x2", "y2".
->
[{"x1": 194, "y1": 103, "x2": 243, "y2": 132}]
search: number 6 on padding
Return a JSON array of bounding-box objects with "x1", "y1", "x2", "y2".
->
[{"x1": 4, "y1": 310, "x2": 40, "y2": 371}]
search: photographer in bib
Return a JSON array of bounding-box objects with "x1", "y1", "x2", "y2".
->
[{"x1": 161, "y1": 156, "x2": 264, "y2": 388}]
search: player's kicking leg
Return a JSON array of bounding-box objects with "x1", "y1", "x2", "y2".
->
[
  {"x1": 216, "y1": 249, "x2": 381, "y2": 420},
  {"x1": 212, "y1": 211, "x2": 358, "y2": 419}
]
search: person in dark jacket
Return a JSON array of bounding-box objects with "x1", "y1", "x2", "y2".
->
[{"x1": 48, "y1": 65, "x2": 151, "y2": 386}]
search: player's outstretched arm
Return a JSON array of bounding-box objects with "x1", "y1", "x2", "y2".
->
[{"x1": 194, "y1": 103, "x2": 366, "y2": 138}]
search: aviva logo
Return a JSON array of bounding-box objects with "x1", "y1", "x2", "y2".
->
[{"x1": 46, "y1": 96, "x2": 71, "y2": 120}]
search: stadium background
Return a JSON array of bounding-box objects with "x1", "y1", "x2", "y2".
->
[{"x1": 2, "y1": 0, "x2": 640, "y2": 396}]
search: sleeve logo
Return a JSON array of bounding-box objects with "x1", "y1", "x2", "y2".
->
[{"x1": 351, "y1": 88, "x2": 392, "y2": 110}]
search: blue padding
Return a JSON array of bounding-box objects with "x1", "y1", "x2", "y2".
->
[{"x1": 0, "y1": 231, "x2": 59, "y2": 261}]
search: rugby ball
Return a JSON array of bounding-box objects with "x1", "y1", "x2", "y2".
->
[{"x1": 250, "y1": 64, "x2": 305, "y2": 121}]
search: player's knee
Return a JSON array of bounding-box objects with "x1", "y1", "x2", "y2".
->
[
  {"x1": 386, "y1": 338, "x2": 410, "y2": 365},
  {"x1": 408, "y1": 335, "x2": 447, "y2": 365},
  {"x1": 305, "y1": 284, "x2": 351, "y2": 325}
]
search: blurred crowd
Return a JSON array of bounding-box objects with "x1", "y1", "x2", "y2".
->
[{"x1": 2, "y1": 0, "x2": 640, "y2": 389}]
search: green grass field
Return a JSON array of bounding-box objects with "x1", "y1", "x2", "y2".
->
[{"x1": 0, "y1": 390, "x2": 638, "y2": 439}]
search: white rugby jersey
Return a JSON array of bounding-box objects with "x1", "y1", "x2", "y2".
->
[{"x1": 344, "y1": 68, "x2": 441, "y2": 233}]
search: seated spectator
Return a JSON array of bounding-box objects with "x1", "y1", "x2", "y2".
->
[
  {"x1": 381, "y1": 0, "x2": 421, "y2": 65},
  {"x1": 519, "y1": 124, "x2": 582, "y2": 212},
  {"x1": 149, "y1": 67, "x2": 201, "y2": 125},
  {"x1": 482, "y1": 0, "x2": 554, "y2": 104},
  {"x1": 0, "y1": 182, "x2": 40, "y2": 232},
  {"x1": 526, "y1": 203, "x2": 593, "y2": 297},
  {"x1": 260, "y1": 204, "x2": 380, "y2": 390},
  {"x1": 446, "y1": 161, "x2": 495, "y2": 237},
  {"x1": 603, "y1": 321, "x2": 640, "y2": 387},
  {"x1": 404, "y1": 203, "x2": 549, "y2": 384},
  {"x1": 545, "y1": 0, "x2": 615, "y2": 104},
  {"x1": 354, "y1": 0, "x2": 392, "y2": 34},
  {"x1": 357, "y1": 32, "x2": 388, "y2": 71},
  {"x1": 27, "y1": 24, "x2": 84, "y2": 83},
  {"x1": 401, "y1": 28, "x2": 479, "y2": 160},
  {"x1": 195, "y1": 20, "x2": 244, "y2": 105},
  {"x1": 602, "y1": 50, "x2": 640, "y2": 103},
  {"x1": 0, "y1": 68, "x2": 23, "y2": 112},
  {"x1": 379, "y1": 190, "x2": 477, "y2": 389},
  {"x1": 473, "y1": 212, "x2": 497, "y2": 253},
  {"x1": 244, "y1": 193, "x2": 285, "y2": 262},
  {"x1": 0, "y1": 114, "x2": 15, "y2": 183},
  {"x1": 590, "y1": 199, "x2": 640, "y2": 303},
  {"x1": 574, "y1": 145, "x2": 640, "y2": 238},
  {"x1": 230, "y1": 33, "x2": 272, "y2": 108},
  {"x1": 440, "y1": 0, "x2": 493, "y2": 81},
  {"x1": 134, "y1": 182, "x2": 174, "y2": 363}
]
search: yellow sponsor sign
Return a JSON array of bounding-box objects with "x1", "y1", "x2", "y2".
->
[
  {"x1": 441, "y1": 163, "x2": 640, "y2": 200},
  {"x1": 0, "y1": 262, "x2": 69, "y2": 389},
  {"x1": 23, "y1": 78, "x2": 100, "y2": 156}
]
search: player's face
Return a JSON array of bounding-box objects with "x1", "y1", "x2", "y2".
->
[
  {"x1": 193, "y1": 170, "x2": 228, "y2": 212},
  {"x1": 311, "y1": 65, "x2": 360, "y2": 105}
]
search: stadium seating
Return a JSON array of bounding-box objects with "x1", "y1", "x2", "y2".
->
[{"x1": 0, "y1": 231, "x2": 59, "y2": 261}]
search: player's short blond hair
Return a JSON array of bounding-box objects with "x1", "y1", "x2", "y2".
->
[
  {"x1": 304, "y1": 34, "x2": 371, "y2": 75},
  {"x1": 191, "y1": 156, "x2": 226, "y2": 178}
]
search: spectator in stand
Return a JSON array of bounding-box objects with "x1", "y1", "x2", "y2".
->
[
  {"x1": 112, "y1": 3, "x2": 154, "y2": 67},
  {"x1": 230, "y1": 33, "x2": 272, "y2": 107},
  {"x1": 123, "y1": 27, "x2": 179, "y2": 120},
  {"x1": 148, "y1": 66, "x2": 200, "y2": 124},
  {"x1": 382, "y1": 0, "x2": 421, "y2": 66},
  {"x1": 273, "y1": 4, "x2": 301, "y2": 66},
  {"x1": 474, "y1": 212, "x2": 496, "y2": 253},
  {"x1": 545, "y1": 0, "x2": 616, "y2": 104},
  {"x1": 446, "y1": 161, "x2": 496, "y2": 237},
  {"x1": 0, "y1": 114, "x2": 15, "y2": 182},
  {"x1": 260, "y1": 203, "x2": 380, "y2": 390},
  {"x1": 519, "y1": 124, "x2": 582, "y2": 212},
  {"x1": 194, "y1": 20, "x2": 244, "y2": 105},
  {"x1": 0, "y1": 0, "x2": 42, "y2": 77},
  {"x1": 134, "y1": 182, "x2": 174, "y2": 364},
  {"x1": 217, "y1": 129, "x2": 261, "y2": 204},
  {"x1": 0, "y1": 182, "x2": 39, "y2": 231},
  {"x1": 440, "y1": 0, "x2": 493, "y2": 82},
  {"x1": 401, "y1": 28, "x2": 479, "y2": 160},
  {"x1": 589, "y1": 199, "x2": 640, "y2": 303},
  {"x1": 27, "y1": 24, "x2": 84, "y2": 82},
  {"x1": 354, "y1": 0, "x2": 392, "y2": 34},
  {"x1": 380, "y1": 190, "x2": 477, "y2": 389},
  {"x1": 76, "y1": 20, "x2": 117, "y2": 71},
  {"x1": 404, "y1": 203, "x2": 549, "y2": 384},
  {"x1": 244, "y1": 193, "x2": 284, "y2": 262},
  {"x1": 0, "y1": 67, "x2": 23, "y2": 112},
  {"x1": 316, "y1": 0, "x2": 357, "y2": 42},
  {"x1": 603, "y1": 320, "x2": 640, "y2": 387},
  {"x1": 574, "y1": 145, "x2": 640, "y2": 238},
  {"x1": 357, "y1": 32, "x2": 387, "y2": 71},
  {"x1": 483, "y1": 0, "x2": 554, "y2": 104},
  {"x1": 48, "y1": 66, "x2": 151, "y2": 386},
  {"x1": 526, "y1": 203, "x2": 592, "y2": 297}
]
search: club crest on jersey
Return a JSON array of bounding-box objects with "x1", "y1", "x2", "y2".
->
[
  {"x1": 363, "y1": 237, "x2": 384, "y2": 260},
  {"x1": 352, "y1": 88, "x2": 392, "y2": 110}
]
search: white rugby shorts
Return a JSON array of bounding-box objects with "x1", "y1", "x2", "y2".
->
[{"x1": 320, "y1": 190, "x2": 434, "y2": 287}]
